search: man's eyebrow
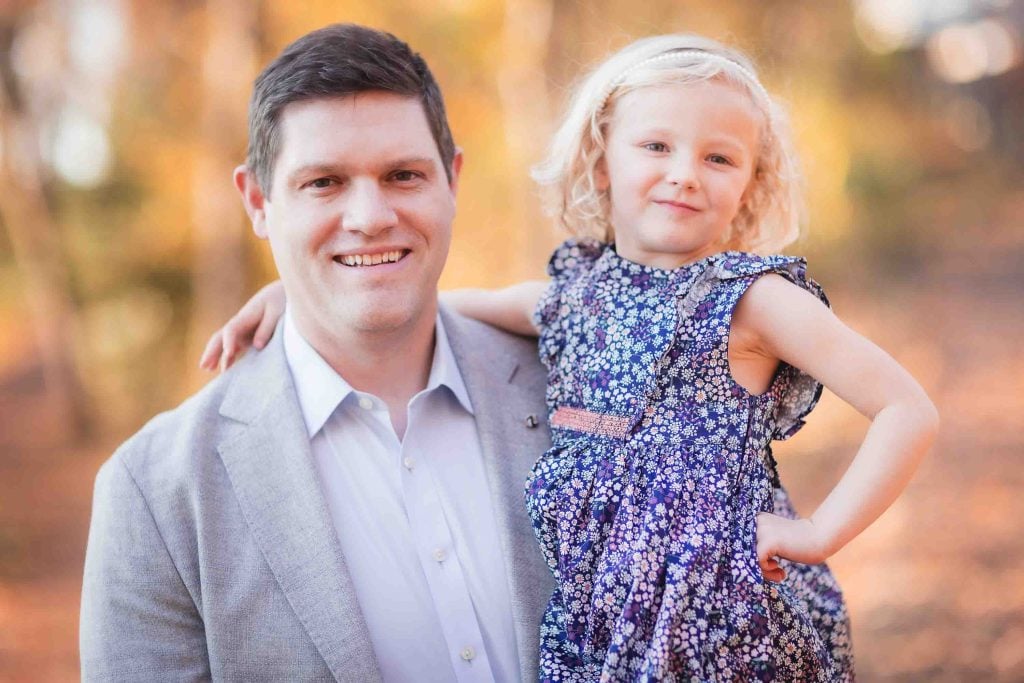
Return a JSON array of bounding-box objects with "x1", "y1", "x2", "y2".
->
[
  {"x1": 286, "y1": 157, "x2": 438, "y2": 183},
  {"x1": 387, "y1": 156, "x2": 437, "y2": 168},
  {"x1": 287, "y1": 164, "x2": 340, "y2": 184}
]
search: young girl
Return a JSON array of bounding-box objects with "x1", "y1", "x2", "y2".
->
[{"x1": 202, "y1": 34, "x2": 937, "y2": 682}]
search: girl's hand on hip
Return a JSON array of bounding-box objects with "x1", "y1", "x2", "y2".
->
[{"x1": 755, "y1": 512, "x2": 829, "y2": 582}]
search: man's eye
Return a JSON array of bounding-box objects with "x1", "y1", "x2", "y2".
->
[
  {"x1": 643, "y1": 142, "x2": 668, "y2": 153},
  {"x1": 391, "y1": 170, "x2": 421, "y2": 182},
  {"x1": 309, "y1": 178, "x2": 335, "y2": 189}
]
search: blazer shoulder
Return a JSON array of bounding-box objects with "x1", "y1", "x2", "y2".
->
[
  {"x1": 104, "y1": 366, "x2": 241, "y2": 493},
  {"x1": 443, "y1": 307, "x2": 540, "y2": 358},
  {"x1": 441, "y1": 307, "x2": 547, "y2": 404}
]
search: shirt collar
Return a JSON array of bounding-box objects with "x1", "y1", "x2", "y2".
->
[
  {"x1": 283, "y1": 309, "x2": 354, "y2": 437},
  {"x1": 426, "y1": 313, "x2": 475, "y2": 416},
  {"x1": 283, "y1": 308, "x2": 474, "y2": 438}
]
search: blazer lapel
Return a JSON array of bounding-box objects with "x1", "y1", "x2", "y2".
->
[
  {"x1": 441, "y1": 307, "x2": 554, "y2": 683},
  {"x1": 217, "y1": 330, "x2": 382, "y2": 683}
]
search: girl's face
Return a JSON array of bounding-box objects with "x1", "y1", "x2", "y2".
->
[{"x1": 598, "y1": 79, "x2": 761, "y2": 269}]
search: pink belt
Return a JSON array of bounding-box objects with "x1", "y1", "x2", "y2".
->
[{"x1": 550, "y1": 406, "x2": 632, "y2": 439}]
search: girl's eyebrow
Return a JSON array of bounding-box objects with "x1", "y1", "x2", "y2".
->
[
  {"x1": 704, "y1": 135, "x2": 750, "y2": 153},
  {"x1": 630, "y1": 128, "x2": 752, "y2": 156},
  {"x1": 630, "y1": 126, "x2": 675, "y2": 138}
]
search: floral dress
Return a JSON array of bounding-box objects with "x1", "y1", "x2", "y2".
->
[{"x1": 526, "y1": 239, "x2": 854, "y2": 682}]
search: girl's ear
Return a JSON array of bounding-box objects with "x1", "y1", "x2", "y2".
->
[
  {"x1": 595, "y1": 155, "x2": 610, "y2": 192},
  {"x1": 727, "y1": 171, "x2": 760, "y2": 250}
]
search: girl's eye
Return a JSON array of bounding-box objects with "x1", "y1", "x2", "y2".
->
[
  {"x1": 642, "y1": 142, "x2": 669, "y2": 153},
  {"x1": 707, "y1": 154, "x2": 734, "y2": 166}
]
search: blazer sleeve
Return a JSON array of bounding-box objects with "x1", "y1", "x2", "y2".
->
[{"x1": 80, "y1": 453, "x2": 210, "y2": 682}]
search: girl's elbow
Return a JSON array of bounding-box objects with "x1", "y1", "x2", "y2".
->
[
  {"x1": 893, "y1": 376, "x2": 939, "y2": 437},
  {"x1": 921, "y1": 398, "x2": 940, "y2": 439},
  {"x1": 908, "y1": 394, "x2": 940, "y2": 446},
  {"x1": 884, "y1": 390, "x2": 939, "y2": 448}
]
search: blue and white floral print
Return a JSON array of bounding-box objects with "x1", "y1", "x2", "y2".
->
[{"x1": 527, "y1": 239, "x2": 853, "y2": 682}]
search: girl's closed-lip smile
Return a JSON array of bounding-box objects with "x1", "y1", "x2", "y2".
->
[{"x1": 654, "y1": 198, "x2": 701, "y2": 213}]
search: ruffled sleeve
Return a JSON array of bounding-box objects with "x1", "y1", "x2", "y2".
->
[
  {"x1": 533, "y1": 238, "x2": 605, "y2": 368},
  {"x1": 712, "y1": 253, "x2": 831, "y2": 441}
]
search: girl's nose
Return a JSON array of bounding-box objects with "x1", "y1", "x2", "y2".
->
[
  {"x1": 666, "y1": 157, "x2": 700, "y2": 190},
  {"x1": 341, "y1": 181, "x2": 398, "y2": 235}
]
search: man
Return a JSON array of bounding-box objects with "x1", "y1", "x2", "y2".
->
[{"x1": 80, "y1": 24, "x2": 552, "y2": 682}]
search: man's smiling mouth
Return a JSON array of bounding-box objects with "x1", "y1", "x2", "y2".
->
[{"x1": 334, "y1": 249, "x2": 409, "y2": 267}]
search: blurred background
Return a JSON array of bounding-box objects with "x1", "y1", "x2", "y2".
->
[{"x1": 1, "y1": 0, "x2": 1021, "y2": 680}]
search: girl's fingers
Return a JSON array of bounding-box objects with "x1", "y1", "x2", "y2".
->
[
  {"x1": 756, "y1": 538, "x2": 775, "y2": 568},
  {"x1": 224, "y1": 295, "x2": 273, "y2": 354},
  {"x1": 220, "y1": 327, "x2": 237, "y2": 372},
  {"x1": 756, "y1": 512, "x2": 796, "y2": 581},
  {"x1": 202, "y1": 282, "x2": 288, "y2": 372},
  {"x1": 221, "y1": 306, "x2": 261, "y2": 368},
  {"x1": 230, "y1": 292, "x2": 268, "y2": 340},
  {"x1": 199, "y1": 331, "x2": 225, "y2": 371},
  {"x1": 253, "y1": 300, "x2": 284, "y2": 350},
  {"x1": 253, "y1": 315, "x2": 275, "y2": 350},
  {"x1": 759, "y1": 554, "x2": 786, "y2": 582}
]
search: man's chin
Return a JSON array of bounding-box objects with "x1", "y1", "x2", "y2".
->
[{"x1": 341, "y1": 303, "x2": 434, "y2": 337}]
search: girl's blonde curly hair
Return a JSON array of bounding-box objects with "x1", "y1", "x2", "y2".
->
[{"x1": 531, "y1": 34, "x2": 803, "y2": 253}]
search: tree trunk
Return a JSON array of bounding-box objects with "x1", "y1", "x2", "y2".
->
[
  {"x1": 0, "y1": 17, "x2": 91, "y2": 438},
  {"x1": 498, "y1": 0, "x2": 556, "y2": 271},
  {"x1": 186, "y1": 0, "x2": 258, "y2": 391}
]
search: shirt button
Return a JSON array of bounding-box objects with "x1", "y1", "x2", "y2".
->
[
  {"x1": 403, "y1": 457, "x2": 415, "y2": 470},
  {"x1": 432, "y1": 548, "x2": 447, "y2": 562},
  {"x1": 357, "y1": 396, "x2": 374, "y2": 410},
  {"x1": 460, "y1": 646, "x2": 475, "y2": 662}
]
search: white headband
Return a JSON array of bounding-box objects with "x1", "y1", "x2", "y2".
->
[{"x1": 601, "y1": 48, "x2": 772, "y2": 108}]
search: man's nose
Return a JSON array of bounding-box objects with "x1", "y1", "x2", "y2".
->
[{"x1": 341, "y1": 181, "x2": 397, "y2": 235}]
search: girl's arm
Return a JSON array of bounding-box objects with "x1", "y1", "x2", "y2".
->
[
  {"x1": 441, "y1": 280, "x2": 548, "y2": 337},
  {"x1": 198, "y1": 281, "x2": 286, "y2": 372},
  {"x1": 733, "y1": 275, "x2": 939, "y2": 580},
  {"x1": 199, "y1": 279, "x2": 550, "y2": 372}
]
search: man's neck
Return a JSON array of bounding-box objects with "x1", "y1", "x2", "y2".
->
[{"x1": 295, "y1": 308, "x2": 438, "y2": 439}]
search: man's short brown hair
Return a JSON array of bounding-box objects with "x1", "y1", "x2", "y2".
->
[{"x1": 247, "y1": 23, "x2": 456, "y2": 195}]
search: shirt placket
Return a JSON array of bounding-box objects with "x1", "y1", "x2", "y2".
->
[{"x1": 400, "y1": 397, "x2": 494, "y2": 683}]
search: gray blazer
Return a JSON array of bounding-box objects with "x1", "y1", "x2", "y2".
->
[{"x1": 80, "y1": 308, "x2": 554, "y2": 682}]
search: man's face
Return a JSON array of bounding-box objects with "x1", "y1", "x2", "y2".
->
[{"x1": 238, "y1": 92, "x2": 460, "y2": 350}]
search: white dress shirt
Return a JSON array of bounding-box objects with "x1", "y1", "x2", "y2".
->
[{"x1": 283, "y1": 310, "x2": 520, "y2": 683}]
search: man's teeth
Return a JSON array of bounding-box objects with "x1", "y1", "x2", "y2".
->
[{"x1": 339, "y1": 250, "x2": 404, "y2": 267}]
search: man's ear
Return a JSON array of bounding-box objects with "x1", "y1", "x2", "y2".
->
[
  {"x1": 447, "y1": 148, "x2": 464, "y2": 196},
  {"x1": 234, "y1": 165, "x2": 269, "y2": 239}
]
